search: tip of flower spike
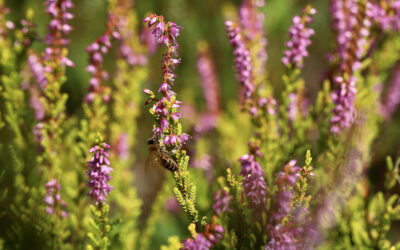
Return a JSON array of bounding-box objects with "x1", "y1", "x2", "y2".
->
[
  {"x1": 143, "y1": 88, "x2": 154, "y2": 95},
  {"x1": 224, "y1": 20, "x2": 233, "y2": 27}
]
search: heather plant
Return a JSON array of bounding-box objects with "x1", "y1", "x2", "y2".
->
[{"x1": 0, "y1": 0, "x2": 399, "y2": 249}]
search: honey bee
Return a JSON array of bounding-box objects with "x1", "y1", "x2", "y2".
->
[{"x1": 147, "y1": 136, "x2": 179, "y2": 172}]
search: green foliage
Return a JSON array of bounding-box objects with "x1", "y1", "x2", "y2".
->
[{"x1": 87, "y1": 204, "x2": 113, "y2": 250}]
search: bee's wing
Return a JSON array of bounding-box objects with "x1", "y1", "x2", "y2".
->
[{"x1": 145, "y1": 151, "x2": 160, "y2": 176}]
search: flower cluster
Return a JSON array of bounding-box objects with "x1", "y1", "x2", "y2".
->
[
  {"x1": 212, "y1": 190, "x2": 233, "y2": 215},
  {"x1": 194, "y1": 43, "x2": 220, "y2": 135},
  {"x1": 28, "y1": 53, "x2": 47, "y2": 90},
  {"x1": 265, "y1": 224, "x2": 300, "y2": 250},
  {"x1": 239, "y1": 153, "x2": 267, "y2": 212},
  {"x1": 87, "y1": 141, "x2": 113, "y2": 204},
  {"x1": 115, "y1": 132, "x2": 129, "y2": 160},
  {"x1": 182, "y1": 223, "x2": 224, "y2": 250},
  {"x1": 265, "y1": 160, "x2": 302, "y2": 249},
  {"x1": 331, "y1": 0, "x2": 371, "y2": 72},
  {"x1": 251, "y1": 96, "x2": 277, "y2": 118},
  {"x1": 44, "y1": 179, "x2": 68, "y2": 218},
  {"x1": 271, "y1": 160, "x2": 301, "y2": 222},
  {"x1": 140, "y1": 27, "x2": 158, "y2": 55},
  {"x1": 330, "y1": 76, "x2": 357, "y2": 133},
  {"x1": 239, "y1": 0, "x2": 267, "y2": 74},
  {"x1": 111, "y1": 0, "x2": 147, "y2": 67},
  {"x1": 225, "y1": 20, "x2": 255, "y2": 100},
  {"x1": 44, "y1": 0, "x2": 74, "y2": 69},
  {"x1": 282, "y1": 6, "x2": 316, "y2": 69},
  {"x1": 329, "y1": 0, "x2": 373, "y2": 133},
  {"x1": 85, "y1": 14, "x2": 120, "y2": 103},
  {"x1": 27, "y1": 0, "x2": 74, "y2": 90},
  {"x1": 288, "y1": 92, "x2": 308, "y2": 121},
  {"x1": 371, "y1": 0, "x2": 400, "y2": 32},
  {"x1": 143, "y1": 14, "x2": 189, "y2": 147}
]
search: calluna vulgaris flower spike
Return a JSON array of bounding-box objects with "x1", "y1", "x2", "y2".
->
[
  {"x1": 265, "y1": 160, "x2": 302, "y2": 249},
  {"x1": 282, "y1": 6, "x2": 316, "y2": 69},
  {"x1": 30, "y1": 0, "x2": 74, "y2": 145},
  {"x1": 44, "y1": 0, "x2": 74, "y2": 72},
  {"x1": 87, "y1": 139, "x2": 113, "y2": 204},
  {"x1": 239, "y1": 0, "x2": 268, "y2": 75},
  {"x1": 329, "y1": 0, "x2": 372, "y2": 133},
  {"x1": 195, "y1": 42, "x2": 220, "y2": 135},
  {"x1": 142, "y1": 14, "x2": 189, "y2": 147},
  {"x1": 44, "y1": 178, "x2": 68, "y2": 218},
  {"x1": 85, "y1": 12, "x2": 121, "y2": 103},
  {"x1": 225, "y1": 20, "x2": 255, "y2": 101},
  {"x1": 239, "y1": 152, "x2": 267, "y2": 212}
]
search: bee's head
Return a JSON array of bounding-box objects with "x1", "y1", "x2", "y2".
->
[{"x1": 147, "y1": 137, "x2": 157, "y2": 145}]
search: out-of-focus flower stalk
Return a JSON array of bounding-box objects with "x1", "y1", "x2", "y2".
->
[
  {"x1": 225, "y1": 2, "x2": 278, "y2": 220},
  {"x1": 194, "y1": 41, "x2": 221, "y2": 136},
  {"x1": 370, "y1": 0, "x2": 400, "y2": 32},
  {"x1": 189, "y1": 42, "x2": 221, "y2": 179},
  {"x1": 329, "y1": 0, "x2": 373, "y2": 134},
  {"x1": 239, "y1": 0, "x2": 268, "y2": 87},
  {"x1": 44, "y1": 178, "x2": 68, "y2": 248},
  {"x1": 265, "y1": 157, "x2": 314, "y2": 249},
  {"x1": 29, "y1": 0, "x2": 74, "y2": 178},
  {"x1": 85, "y1": 11, "x2": 120, "y2": 103},
  {"x1": 282, "y1": 6, "x2": 316, "y2": 69},
  {"x1": 44, "y1": 178, "x2": 68, "y2": 218},
  {"x1": 279, "y1": 5, "x2": 315, "y2": 144},
  {"x1": 107, "y1": 0, "x2": 147, "y2": 248}
]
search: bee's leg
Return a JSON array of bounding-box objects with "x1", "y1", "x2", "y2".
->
[{"x1": 169, "y1": 146, "x2": 180, "y2": 155}]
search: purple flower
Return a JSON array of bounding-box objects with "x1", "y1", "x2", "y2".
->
[
  {"x1": 239, "y1": 0, "x2": 268, "y2": 75},
  {"x1": 282, "y1": 6, "x2": 316, "y2": 69},
  {"x1": 182, "y1": 234, "x2": 213, "y2": 250},
  {"x1": 116, "y1": 133, "x2": 129, "y2": 160},
  {"x1": 330, "y1": 76, "x2": 357, "y2": 133},
  {"x1": 87, "y1": 141, "x2": 113, "y2": 204},
  {"x1": 225, "y1": 20, "x2": 255, "y2": 100},
  {"x1": 239, "y1": 154, "x2": 267, "y2": 212},
  {"x1": 330, "y1": 0, "x2": 372, "y2": 72},
  {"x1": 152, "y1": 21, "x2": 165, "y2": 38},
  {"x1": 33, "y1": 123, "x2": 44, "y2": 144},
  {"x1": 264, "y1": 160, "x2": 302, "y2": 249},
  {"x1": 30, "y1": 89, "x2": 45, "y2": 121},
  {"x1": 143, "y1": 14, "x2": 188, "y2": 147},
  {"x1": 329, "y1": 0, "x2": 373, "y2": 133},
  {"x1": 140, "y1": 27, "x2": 158, "y2": 54},
  {"x1": 28, "y1": 53, "x2": 48, "y2": 89},
  {"x1": 265, "y1": 224, "x2": 299, "y2": 250},
  {"x1": 44, "y1": 178, "x2": 68, "y2": 218},
  {"x1": 288, "y1": 93, "x2": 309, "y2": 121},
  {"x1": 85, "y1": 13, "x2": 120, "y2": 103},
  {"x1": 44, "y1": 0, "x2": 74, "y2": 68},
  {"x1": 197, "y1": 44, "x2": 221, "y2": 117},
  {"x1": 370, "y1": 1, "x2": 400, "y2": 32},
  {"x1": 182, "y1": 223, "x2": 225, "y2": 249},
  {"x1": 270, "y1": 160, "x2": 301, "y2": 222},
  {"x1": 212, "y1": 190, "x2": 232, "y2": 215}
]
